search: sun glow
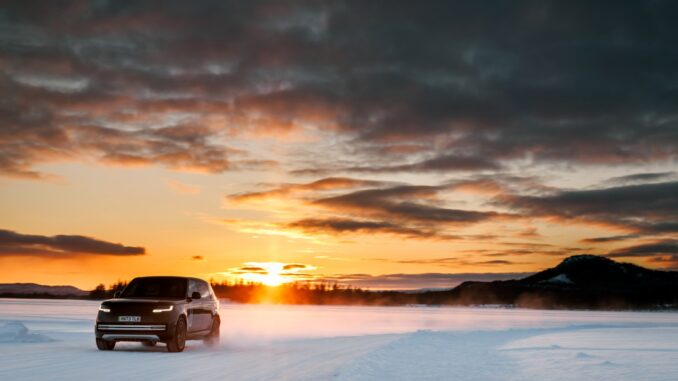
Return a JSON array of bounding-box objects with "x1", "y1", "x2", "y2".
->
[
  {"x1": 246, "y1": 262, "x2": 287, "y2": 286},
  {"x1": 230, "y1": 262, "x2": 316, "y2": 287}
]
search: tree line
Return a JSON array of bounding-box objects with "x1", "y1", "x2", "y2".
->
[
  {"x1": 86, "y1": 280, "x2": 419, "y2": 305},
  {"x1": 89, "y1": 281, "x2": 128, "y2": 299},
  {"x1": 209, "y1": 280, "x2": 417, "y2": 305}
]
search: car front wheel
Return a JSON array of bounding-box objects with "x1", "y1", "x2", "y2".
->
[
  {"x1": 96, "y1": 338, "x2": 115, "y2": 351},
  {"x1": 166, "y1": 316, "x2": 187, "y2": 353}
]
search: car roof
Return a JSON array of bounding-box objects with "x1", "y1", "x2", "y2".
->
[{"x1": 131, "y1": 276, "x2": 208, "y2": 283}]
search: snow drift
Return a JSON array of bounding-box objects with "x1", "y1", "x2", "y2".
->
[{"x1": 0, "y1": 321, "x2": 53, "y2": 343}]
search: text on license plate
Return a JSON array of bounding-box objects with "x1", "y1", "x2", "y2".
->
[{"x1": 118, "y1": 316, "x2": 141, "y2": 322}]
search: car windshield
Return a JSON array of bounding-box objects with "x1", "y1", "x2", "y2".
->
[{"x1": 120, "y1": 277, "x2": 187, "y2": 299}]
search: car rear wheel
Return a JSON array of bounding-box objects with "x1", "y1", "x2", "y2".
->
[
  {"x1": 204, "y1": 315, "x2": 220, "y2": 347},
  {"x1": 166, "y1": 316, "x2": 187, "y2": 353},
  {"x1": 96, "y1": 338, "x2": 115, "y2": 351}
]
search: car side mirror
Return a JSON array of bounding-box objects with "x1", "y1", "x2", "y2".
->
[
  {"x1": 190, "y1": 291, "x2": 201, "y2": 300},
  {"x1": 113, "y1": 291, "x2": 121, "y2": 298}
]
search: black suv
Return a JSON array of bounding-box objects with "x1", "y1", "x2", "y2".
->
[{"x1": 95, "y1": 276, "x2": 220, "y2": 352}]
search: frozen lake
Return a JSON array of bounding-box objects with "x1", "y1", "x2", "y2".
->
[{"x1": 1, "y1": 299, "x2": 678, "y2": 380}]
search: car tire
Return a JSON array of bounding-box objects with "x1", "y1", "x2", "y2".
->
[
  {"x1": 96, "y1": 338, "x2": 115, "y2": 351},
  {"x1": 166, "y1": 316, "x2": 187, "y2": 353},
  {"x1": 204, "y1": 315, "x2": 220, "y2": 347},
  {"x1": 142, "y1": 341, "x2": 157, "y2": 347}
]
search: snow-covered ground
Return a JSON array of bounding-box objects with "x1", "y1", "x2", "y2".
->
[{"x1": 1, "y1": 299, "x2": 678, "y2": 380}]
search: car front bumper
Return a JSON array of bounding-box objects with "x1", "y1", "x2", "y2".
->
[{"x1": 95, "y1": 322, "x2": 175, "y2": 342}]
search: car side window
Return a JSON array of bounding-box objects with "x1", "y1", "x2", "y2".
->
[
  {"x1": 197, "y1": 280, "x2": 210, "y2": 299},
  {"x1": 187, "y1": 279, "x2": 198, "y2": 297}
]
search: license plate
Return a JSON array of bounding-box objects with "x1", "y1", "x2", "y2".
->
[{"x1": 118, "y1": 316, "x2": 141, "y2": 322}]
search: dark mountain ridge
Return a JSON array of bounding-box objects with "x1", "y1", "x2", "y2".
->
[
  {"x1": 419, "y1": 255, "x2": 678, "y2": 309},
  {"x1": 0, "y1": 283, "x2": 87, "y2": 297}
]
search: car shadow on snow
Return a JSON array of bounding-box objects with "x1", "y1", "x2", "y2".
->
[{"x1": 93, "y1": 341, "x2": 229, "y2": 353}]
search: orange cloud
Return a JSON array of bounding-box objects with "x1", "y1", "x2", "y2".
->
[{"x1": 167, "y1": 179, "x2": 201, "y2": 195}]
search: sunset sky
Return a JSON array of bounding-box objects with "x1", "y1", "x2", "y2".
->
[{"x1": 1, "y1": 1, "x2": 677, "y2": 290}]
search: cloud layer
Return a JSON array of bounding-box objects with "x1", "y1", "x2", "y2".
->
[
  {"x1": 1, "y1": 1, "x2": 677, "y2": 179},
  {"x1": 227, "y1": 174, "x2": 678, "y2": 269}
]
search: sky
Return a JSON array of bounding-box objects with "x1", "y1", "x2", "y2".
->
[{"x1": 1, "y1": 1, "x2": 677, "y2": 290}]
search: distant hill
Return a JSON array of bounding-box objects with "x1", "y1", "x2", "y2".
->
[
  {"x1": 419, "y1": 255, "x2": 678, "y2": 309},
  {"x1": 0, "y1": 283, "x2": 87, "y2": 298}
]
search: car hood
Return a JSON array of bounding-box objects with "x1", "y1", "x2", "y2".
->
[{"x1": 102, "y1": 298, "x2": 181, "y2": 305}]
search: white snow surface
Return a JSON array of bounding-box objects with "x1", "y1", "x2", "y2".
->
[{"x1": 1, "y1": 299, "x2": 678, "y2": 381}]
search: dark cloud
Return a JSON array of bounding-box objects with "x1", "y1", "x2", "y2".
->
[
  {"x1": 0, "y1": 229, "x2": 145, "y2": 257},
  {"x1": 224, "y1": 262, "x2": 317, "y2": 280},
  {"x1": 580, "y1": 235, "x2": 640, "y2": 244},
  {"x1": 481, "y1": 246, "x2": 587, "y2": 258},
  {"x1": 646, "y1": 255, "x2": 678, "y2": 270},
  {"x1": 191, "y1": 255, "x2": 204, "y2": 261},
  {"x1": 282, "y1": 263, "x2": 309, "y2": 271},
  {"x1": 604, "y1": 172, "x2": 677, "y2": 186},
  {"x1": 286, "y1": 218, "x2": 451, "y2": 240},
  {"x1": 604, "y1": 240, "x2": 678, "y2": 269},
  {"x1": 314, "y1": 185, "x2": 503, "y2": 223},
  {"x1": 1, "y1": 1, "x2": 677, "y2": 179},
  {"x1": 228, "y1": 177, "x2": 390, "y2": 202},
  {"x1": 606, "y1": 240, "x2": 678, "y2": 258},
  {"x1": 498, "y1": 181, "x2": 678, "y2": 235},
  {"x1": 237, "y1": 266, "x2": 267, "y2": 273},
  {"x1": 384, "y1": 257, "x2": 523, "y2": 266},
  {"x1": 297, "y1": 154, "x2": 501, "y2": 175},
  {"x1": 403, "y1": 155, "x2": 501, "y2": 173}
]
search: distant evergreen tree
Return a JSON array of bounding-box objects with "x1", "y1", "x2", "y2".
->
[
  {"x1": 87, "y1": 281, "x2": 128, "y2": 299},
  {"x1": 89, "y1": 284, "x2": 107, "y2": 299}
]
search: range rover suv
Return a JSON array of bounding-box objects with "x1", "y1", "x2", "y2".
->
[{"x1": 95, "y1": 276, "x2": 220, "y2": 352}]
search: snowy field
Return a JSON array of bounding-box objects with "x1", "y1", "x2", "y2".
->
[{"x1": 1, "y1": 299, "x2": 678, "y2": 380}]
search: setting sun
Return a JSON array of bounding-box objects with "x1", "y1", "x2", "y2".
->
[
  {"x1": 243, "y1": 262, "x2": 287, "y2": 286},
  {"x1": 225, "y1": 262, "x2": 317, "y2": 287}
]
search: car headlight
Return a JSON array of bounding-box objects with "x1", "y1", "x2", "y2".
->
[
  {"x1": 153, "y1": 305, "x2": 173, "y2": 313},
  {"x1": 99, "y1": 305, "x2": 111, "y2": 313}
]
